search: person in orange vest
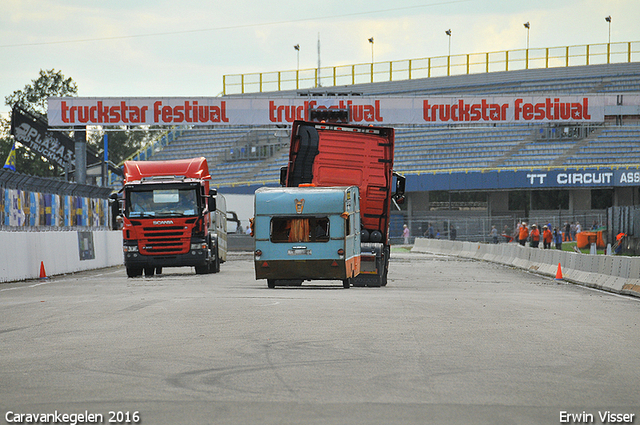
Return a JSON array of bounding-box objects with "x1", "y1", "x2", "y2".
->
[
  {"x1": 542, "y1": 225, "x2": 553, "y2": 249},
  {"x1": 518, "y1": 222, "x2": 529, "y2": 246},
  {"x1": 529, "y1": 224, "x2": 540, "y2": 248}
]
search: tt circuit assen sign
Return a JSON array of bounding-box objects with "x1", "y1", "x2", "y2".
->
[
  {"x1": 409, "y1": 168, "x2": 640, "y2": 192},
  {"x1": 47, "y1": 96, "x2": 605, "y2": 127}
]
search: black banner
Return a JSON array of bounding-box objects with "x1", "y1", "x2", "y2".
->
[{"x1": 10, "y1": 104, "x2": 99, "y2": 169}]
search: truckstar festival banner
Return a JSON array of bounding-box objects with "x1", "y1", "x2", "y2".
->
[{"x1": 47, "y1": 96, "x2": 605, "y2": 127}]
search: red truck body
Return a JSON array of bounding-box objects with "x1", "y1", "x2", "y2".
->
[
  {"x1": 120, "y1": 157, "x2": 226, "y2": 277},
  {"x1": 280, "y1": 120, "x2": 404, "y2": 286}
]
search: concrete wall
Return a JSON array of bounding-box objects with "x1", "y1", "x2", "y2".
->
[
  {"x1": 412, "y1": 238, "x2": 640, "y2": 299},
  {"x1": 0, "y1": 231, "x2": 123, "y2": 283}
]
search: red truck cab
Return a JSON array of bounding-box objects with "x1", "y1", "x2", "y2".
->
[{"x1": 118, "y1": 157, "x2": 226, "y2": 277}]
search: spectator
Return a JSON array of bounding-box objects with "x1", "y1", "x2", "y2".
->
[
  {"x1": 502, "y1": 225, "x2": 512, "y2": 243},
  {"x1": 424, "y1": 223, "x2": 435, "y2": 239},
  {"x1": 575, "y1": 221, "x2": 582, "y2": 235},
  {"x1": 591, "y1": 220, "x2": 599, "y2": 230},
  {"x1": 518, "y1": 222, "x2": 529, "y2": 247},
  {"x1": 542, "y1": 225, "x2": 552, "y2": 249},
  {"x1": 564, "y1": 222, "x2": 572, "y2": 242},
  {"x1": 402, "y1": 224, "x2": 410, "y2": 244},
  {"x1": 530, "y1": 224, "x2": 540, "y2": 248},
  {"x1": 570, "y1": 222, "x2": 577, "y2": 241},
  {"x1": 553, "y1": 227, "x2": 563, "y2": 250},
  {"x1": 449, "y1": 224, "x2": 457, "y2": 240},
  {"x1": 489, "y1": 225, "x2": 498, "y2": 244}
]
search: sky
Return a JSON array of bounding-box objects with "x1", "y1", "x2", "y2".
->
[{"x1": 1, "y1": 0, "x2": 638, "y2": 119}]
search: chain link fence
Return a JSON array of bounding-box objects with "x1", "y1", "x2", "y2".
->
[{"x1": 390, "y1": 211, "x2": 606, "y2": 245}]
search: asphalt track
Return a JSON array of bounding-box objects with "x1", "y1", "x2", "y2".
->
[{"x1": 1, "y1": 251, "x2": 639, "y2": 425}]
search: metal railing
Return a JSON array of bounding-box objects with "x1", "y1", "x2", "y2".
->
[{"x1": 223, "y1": 41, "x2": 639, "y2": 95}]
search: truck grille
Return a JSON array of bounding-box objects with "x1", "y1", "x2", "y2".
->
[{"x1": 139, "y1": 225, "x2": 189, "y2": 255}]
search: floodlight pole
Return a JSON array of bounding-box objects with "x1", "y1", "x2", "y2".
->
[
  {"x1": 445, "y1": 29, "x2": 452, "y2": 76},
  {"x1": 605, "y1": 16, "x2": 612, "y2": 64},
  {"x1": 368, "y1": 37, "x2": 375, "y2": 83}
]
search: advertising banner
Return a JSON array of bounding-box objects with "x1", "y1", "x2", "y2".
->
[
  {"x1": 11, "y1": 105, "x2": 76, "y2": 168},
  {"x1": 47, "y1": 95, "x2": 606, "y2": 127},
  {"x1": 11, "y1": 105, "x2": 102, "y2": 169},
  {"x1": 408, "y1": 167, "x2": 640, "y2": 192}
]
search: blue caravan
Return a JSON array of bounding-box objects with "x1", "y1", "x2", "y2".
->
[{"x1": 254, "y1": 186, "x2": 361, "y2": 288}]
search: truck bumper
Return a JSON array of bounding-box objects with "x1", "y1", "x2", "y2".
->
[
  {"x1": 255, "y1": 258, "x2": 356, "y2": 281},
  {"x1": 125, "y1": 249, "x2": 209, "y2": 268}
]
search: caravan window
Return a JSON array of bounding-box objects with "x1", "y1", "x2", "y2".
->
[{"x1": 270, "y1": 217, "x2": 330, "y2": 243}]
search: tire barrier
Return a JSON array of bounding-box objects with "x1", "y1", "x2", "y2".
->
[
  {"x1": 0, "y1": 230, "x2": 122, "y2": 283},
  {"x1": 411, "y1": 238, "x2": 640, "y2": 299}
]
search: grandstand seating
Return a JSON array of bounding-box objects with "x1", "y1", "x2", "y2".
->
[
  {"x1": 142, "y1": 63, "x2": 640, "y2": 188},
  {"x1": 564, "y1": 127, "x2": 640, "y2": 166}
]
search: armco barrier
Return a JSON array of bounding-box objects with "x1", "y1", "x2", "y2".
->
[
  {"x1": 411, "y1": 238, "x2": 640, "y2": 299},
  {"x1": 0, "y1": 231, "x2": 123, "y2": 283}
]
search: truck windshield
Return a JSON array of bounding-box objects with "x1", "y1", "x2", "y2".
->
[
  {"x1": 270, "y1": 217, "x2": 329, "y2": 243},
  {"x1": 127, "y1": 189, "x2": 198, "y2": 218}
]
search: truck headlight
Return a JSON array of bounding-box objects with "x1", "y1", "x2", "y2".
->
[
  {"x1": 191, "y1": 243, "x2": 208, "y2": 250},
  {"x1": 123, "y1": 245, "x2": 139, "y2": 253}
]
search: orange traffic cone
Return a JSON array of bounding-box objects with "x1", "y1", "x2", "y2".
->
[
  {"x1": 39, "y1": 261, "x2": 48, "y2": 279},
  {"x1": 555, "y1": 262, "x2": 563, "y2": 280}
]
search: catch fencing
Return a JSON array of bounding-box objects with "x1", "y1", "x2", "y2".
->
[{"x1": 0, "y1": 168, "x2": 113, "y2": 231}]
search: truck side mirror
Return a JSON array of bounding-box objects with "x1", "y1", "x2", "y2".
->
[
  {"x1": 280, "y1": 166, "x2": 288, "y2": 186},
  {"x1": 393, "y1": 172, "x2": 406, "y2": 197},
  {"x1": 209, "y1": 195, "x2": 216, "y2": 212}
]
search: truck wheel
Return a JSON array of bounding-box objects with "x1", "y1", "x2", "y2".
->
[
  {"x1": 195, "y1": 263, "x2": 208, "y2": 274},
  {"x1": 213, "y1": 250, "x2": 220, "y2": 273},
  {"x1": 267, "y1": 279, "x2": 276, "y2": 288},
  {"x1": 156, "y1": 267, "x2": 162, "y2": 275},
  {"x1": 126, "y1": 267, "x2": 142, "y2": 278},
  {"x1": 144, "y1": 266, "x2": 155, "y2": 277},
  {"x1": 342, "y1": 278, "x2": 351, "y2": 289}
]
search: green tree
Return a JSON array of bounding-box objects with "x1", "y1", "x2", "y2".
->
[
  {"x1": 88, "y1": 127, "x2": 153, "y2": 166},
  {"x1": 5, "y1": 69, "x2": 78, "y2": 116}
]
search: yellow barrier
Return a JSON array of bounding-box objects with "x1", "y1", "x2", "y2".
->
[{"x1": 223, "y1": 41, "x2": 639, "y2": 95}]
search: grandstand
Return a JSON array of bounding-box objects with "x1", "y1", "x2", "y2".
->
[
  {"x1": 140, "y1": 62, "x2": 640, "y2": 191},
  {"x1": 127, "y1": 56, "x2": 639, "y2": 242}
]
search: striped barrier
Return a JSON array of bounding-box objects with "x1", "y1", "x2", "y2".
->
[{"x1": 411, "y1": 238, "x2": 640, "y2": 299}]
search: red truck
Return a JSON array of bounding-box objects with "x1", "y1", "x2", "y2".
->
[
  {"x1": 117, "y1": 157, "x2": 227, "y2": 277},
  {"x1": 279, "y1": 117, "x2": 405, "y2": 286}
]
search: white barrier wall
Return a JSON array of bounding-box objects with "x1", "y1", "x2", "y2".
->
[
  {"x1": 0, "y1": 231, "x2": 123, "y2": 283},
  {"x1": 412, "y1": 238, "x2": 640, "y2": 299}
]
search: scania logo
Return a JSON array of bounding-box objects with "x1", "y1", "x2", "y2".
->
[{"x1": 153, "y1": 220, "x2": 174, "y2": 225}]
